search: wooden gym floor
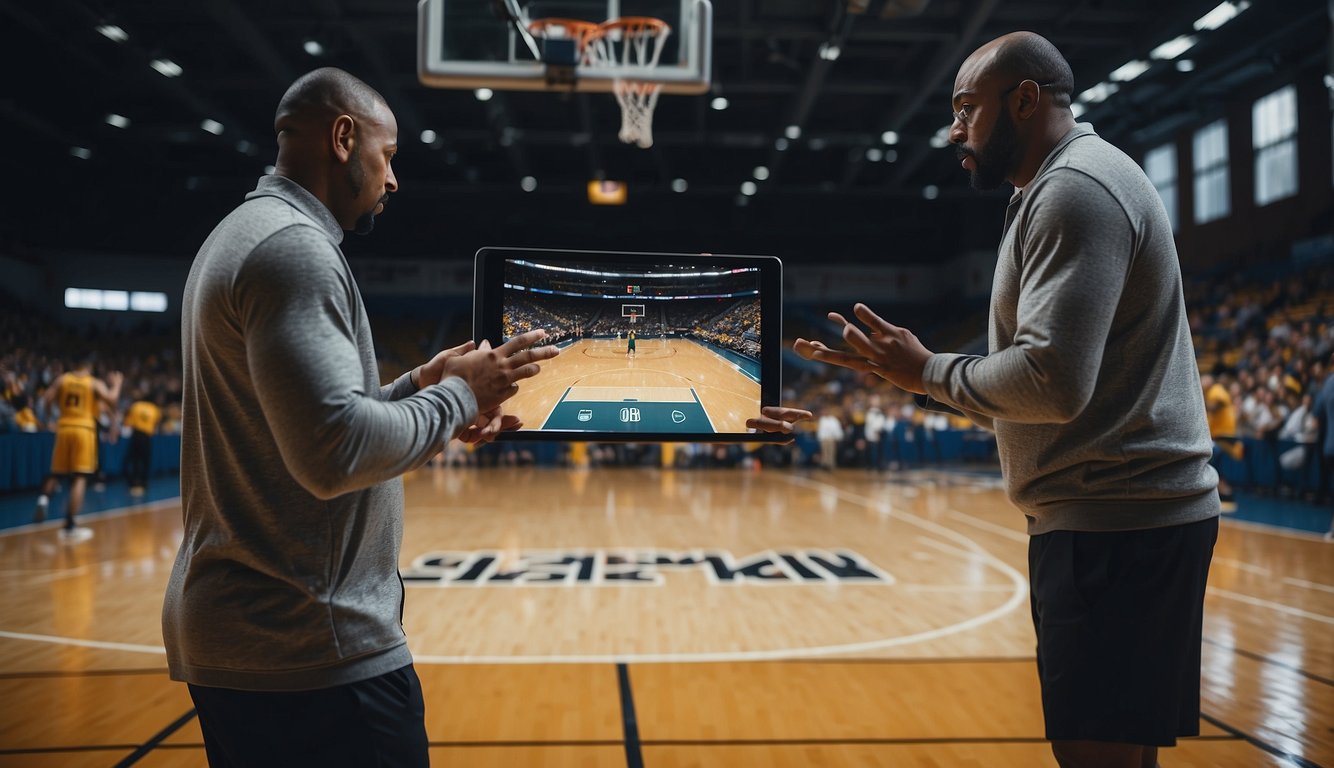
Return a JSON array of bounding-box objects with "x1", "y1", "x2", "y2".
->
[
  {"x1": 504, "y1": 338, "x2": 760, "y2": 433},
  {"x1": 0, "y1": 466, "x2": 1329, "y2": 767}
]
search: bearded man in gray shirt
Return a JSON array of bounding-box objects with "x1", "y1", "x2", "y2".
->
[
  {"x1": 162, "y1": 68, "x2": 558, "y2": 767},
  {"x1": 792, "y1": 33, "x2": 1219, "y2": 768}
]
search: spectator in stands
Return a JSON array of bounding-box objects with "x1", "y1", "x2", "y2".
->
[
  {"x1": 161, "y1": 67, "x2": 557, "y2": 768},
  {"x1": 816, "y1": 408, "x2": 844, "y2": 470},
  {"x1": 1313, "y1": 355, "x2": 1334, "y2": 508},
  {"x1": 864, "y1": 395, "x2": 887, "y2": 471}
]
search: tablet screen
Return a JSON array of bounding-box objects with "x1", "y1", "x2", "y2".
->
[{"x1": 473, "y1": 247, "x2": 784, "y2": 441}]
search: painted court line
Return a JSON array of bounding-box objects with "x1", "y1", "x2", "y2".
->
[{"x1": 1206, "y1": 587, "x2": 1334, "y2": 625}]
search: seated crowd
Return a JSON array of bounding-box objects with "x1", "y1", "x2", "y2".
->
[{"x1": 7, "y1": 262, "x2": 1334, "y2": 492}]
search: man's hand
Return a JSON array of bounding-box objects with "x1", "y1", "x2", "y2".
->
[
  {"x1": 414, "y1": 340, "x2": 477, "y2": 389},
  {"x1": 458, "y1": 407, "x2": 523, "y2": 444},
  {"x1": 794, "y1": 303, "x2": 931, "y2": 394},
  {"x1": 442, "y1": 330, "x2": 560, "y2": 413},
  {"x1": 746, "y1": 406, "x2": 814, "y2": 440}
]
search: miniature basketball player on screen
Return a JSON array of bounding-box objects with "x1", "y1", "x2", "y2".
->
[{"x1": 627, "y1": 329, "x2": 636, "y2": 358}]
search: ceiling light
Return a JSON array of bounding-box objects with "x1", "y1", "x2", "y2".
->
[
  {"x1": 740, "y1": 181, "x2": 757, "y2": 196},
  {"x1": 817, "y1": 42, "x2": 841, "y2": 61},
  {"x1": 236, "y1": 140, "x2": 256, "y2": 155},
  {"x1": 96, "y1": 24, "x2": 128, "y2": 43},
  {"x1": 865, "y1": 147, "x2": 883, "y2": 162},
  {"x1": 808, "y1": 137, "x2": 827, "y2": 150},
  {"x1": 70, "y1": 147, "x2": 92, "y2": 160},
  {"x1": 753, "y1": 166, "x2": 770, "y2": 181},
  {"x1": 150, "y1": 59, "x2": 182, "y2": 78},
  {"x1": 264, "y1": 165, "x2": 277, "y2": 175},
  {"x1": 1109, "y1": 60, "x2": 1151, "y2": 83},
  {"x1": 1150, "y1": 35, "x2": 1197, "y2": 60},
  {"x1": 520, "y1": 176, "x2": 537, "y2": 192},
  {"x1": 922, "y1": 185, "x2": 939, "y2": 200},
  {"x1": 784, "y1": 125, "x2": 801, "y2": 140},
  {"x1": 671, "y1": 178, "x2": 688, "y2": 193},
  {"x1": 420, "y1": 129, "x2": 438, "y2": 144},
  {"x1": 475, "y1": 88, "x2": 494, "y2": 101},
  {"x1": 881, "y1": 130, "x2": 899, "y2": 145},
  {"x1": 303, "y1": 40, "x2": 324, "y2": 56},
  {"x1": 105, "y1": 113, "x2": 130, "y2": 129},
  {"x1": 928, "y1": 126, "x2": 950, "y2": 149},
  {"x1": 711, "y1": 96, "x2": 728, "y2": 110},
  {"x1": 201, "y1": 119, "x2": 224, "y2": 135},
  {"x1": 1078, "y1": 82, "x2": 1120, "y2": 104},
  {"x1": 883, "y1": 149, "x2": 898, "y2": 163},
  {"x1": 774, "y1": 137, "x2": 789, "y2": 151},
  {"x1": 1071, "y1": 102, "x2": 1087, "y2": 119},
  {"x1": 1176, "y1": 59, "x2": 1196, "y2": 73},
  {"x1": 1194, "y1": 1, "x2": 1250, "y2": 31}
]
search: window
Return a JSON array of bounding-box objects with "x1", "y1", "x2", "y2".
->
[
  {"x1": 1144, "y1": 143, "x2": 1179, "y2": 232},
  {"x1": 1253, "y1": 85, "x2": 1298, "y2": 206},
  {"x1": 65, "y1": 287, "x2": 168, "y2": 313},
  {"x1": 1193, "y1": 119, "x2": 1230, "y2": 224}
]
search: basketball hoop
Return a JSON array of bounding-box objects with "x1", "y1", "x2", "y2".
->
[
  {"x1": 526, "y1": 18, "x2": 604, "y2": 65},
  {"x1": 589, "y1": 17, "x2": 671, "y2": 148}
]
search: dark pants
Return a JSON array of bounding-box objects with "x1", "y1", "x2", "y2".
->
[
  {"x1": 1029, "y1": 516, "x2": 1218, "y2": 747},
  {"x1": 126, "y1": 431, "x2": 152, "y2": 487},
  {"x1": 188, "y1": 664, "x2": 429, "y2": 768}
]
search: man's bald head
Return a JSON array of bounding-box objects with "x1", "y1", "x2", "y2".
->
[
  {"x1": 275, "y1": 67, "x2": 388, "y2": 136},
  {"x1": 270, "y1": 67, "x2": 400, "y2": 234},
  {"x1": 961, "y1": 32, "x2": 1075, "y2": 108}
]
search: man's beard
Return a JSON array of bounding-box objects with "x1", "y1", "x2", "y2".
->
[
  {"x1": 354, "y1": 208, "x2": 377, "y2": 236},
  {"x1": 957, "y1": 108, "x2": 1018, "y2": 191},
  {"x1": 346, "y1": 148, "x2": 383, "y2": 236}
]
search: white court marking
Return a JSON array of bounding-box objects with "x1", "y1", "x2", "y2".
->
[{"x1": 0, "y1": 474, "x2": 1030, "y2": 665}]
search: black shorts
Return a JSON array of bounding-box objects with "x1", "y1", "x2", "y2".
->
[
  {"x1": 188, "y1": 664, "x2": 428, "y2": 768},
  {"x1": 1028, "y1": 516, "x2": 1218, "y2": 747}
]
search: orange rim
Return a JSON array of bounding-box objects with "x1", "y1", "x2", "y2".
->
[
  {"x1": 527, "y1": 18, "x2": 605, "y2": 52},
  {"x1": 599, "y1": 16, "x2": 671, "y2": 37}
]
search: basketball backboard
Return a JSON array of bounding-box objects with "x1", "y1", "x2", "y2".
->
[{"x1": 417, "y1": 0, "x2": 711, "y2": 95}]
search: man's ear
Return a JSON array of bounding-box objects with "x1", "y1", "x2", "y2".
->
[
  {"x1": 1015, "y1": 80, "x2": 1042, "y2": 120},
  {"x1": 331, "y1": 114, "x2": 356, "y2": 163}
]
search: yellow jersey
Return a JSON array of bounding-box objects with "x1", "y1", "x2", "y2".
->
[
  {"x1": 55, "y1": 373, "x2": 97, "y2": 430},
  {"x1": 126, "y1": 400, "x2": 162, "y2": 435},
  {"x1": 1204, "y1": 383, "x2": 1236, "y2": 438}
]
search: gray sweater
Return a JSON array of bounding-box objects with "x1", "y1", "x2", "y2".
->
[
  {"x1": 922, "y1": 124, "x2": 1219, "y2": 534},
  {"x1": 163, "y1": 176, "x2": 478, "y2": 691}
]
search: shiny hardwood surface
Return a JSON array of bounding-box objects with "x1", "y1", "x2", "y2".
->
[
  {"x1": 504, "y1": 338, "x2": 760, "y2": 432},
  {"x1": 0, "y1": 466, "x2": 1328, "y2": 766}
]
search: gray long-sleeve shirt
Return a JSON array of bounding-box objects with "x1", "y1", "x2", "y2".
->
[
  {"x1": 163, "y1": 175, "x2": 478, "y2": 691},
  {"x1": 922, "y1": 124, "x2": 1219, "y2": 535}
]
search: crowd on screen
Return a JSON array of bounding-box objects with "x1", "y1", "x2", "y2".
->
[
  {"x1": 502, "y1": 296, "x2": 761, "y2": 358},
  {"x1": 6, "y1": 261, "x2": 1334, "y2": 496}
]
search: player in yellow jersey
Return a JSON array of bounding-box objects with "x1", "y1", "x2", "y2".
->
[
  {"x1": 35, "y1": 359, "x2": 123, "y2": 542},
  {"x1": 1201, "y1": 370, "x2": 1241, "y2": 510},
  {"x1": 124, "y1": 390, "x2": 163, "y2": 496}
]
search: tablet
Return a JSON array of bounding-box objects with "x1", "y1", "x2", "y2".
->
[{"x1": 473, "y1": 246, "x2": 785, "y2": 442}]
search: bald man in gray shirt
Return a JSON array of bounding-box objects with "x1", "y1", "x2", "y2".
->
[
  {"x1": 163, "y1": 68, "x2": 557, "y2": 768},
  {"x1": 792, "y1": 33, "x2": 1218, "y2": 768}
]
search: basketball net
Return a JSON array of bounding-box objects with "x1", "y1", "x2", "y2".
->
[
  {"x1": 590, "y1": 18, "x2": 670, "y2": 149},
  {"x1": 527, "y1": 16, "x2": 671, "y2": 149}
]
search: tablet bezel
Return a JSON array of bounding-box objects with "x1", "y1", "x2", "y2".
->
[{"x1": 473, "y1": 246, "x2": 786, "y2": 443}]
